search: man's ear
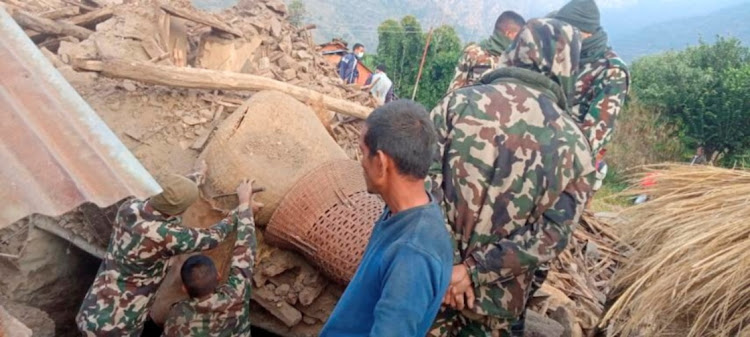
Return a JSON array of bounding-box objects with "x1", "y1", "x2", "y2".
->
[
  {"x1": 181, "y1": 284, "x2": 188, "y2": 295},
  {"x1": 217, "y1": 270, "x2": 222, "y2": 282},
  {"x1": 375, "y1": 150, "x2": 394, "y2": 177}
]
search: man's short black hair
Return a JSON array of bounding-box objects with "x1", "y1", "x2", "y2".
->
[
  {"x1": 495, "y1": 11, "x2": 525, "y2": 33},
  {"x1": 377, "y1": 64, "x2": 386, "y2": 72},
  {"x1": 181, "y1": 255, "x2": 218, "y2": 298},
  {"x1": 353, "y1": 43, "x2": 365, "y2": 51},
  {"x1": 364, "y1": 100, "x2": 437, "y2": 179}
]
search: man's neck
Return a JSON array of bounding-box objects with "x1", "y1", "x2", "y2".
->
[{"x1": 380, "y1": 180, "x2": 430, "y2": 214}]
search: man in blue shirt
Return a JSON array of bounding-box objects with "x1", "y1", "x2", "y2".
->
[
  {"x1": 337, "y1": 43, "x2": 365, "y2": 84},
  {"x1": 320, "y1": 100, "x2": 454, "y2": 337}
]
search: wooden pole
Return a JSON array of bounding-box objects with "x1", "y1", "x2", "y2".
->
[
  {"x1": 411, "y1": 27, "x2": 433, "y2": 100},
  {"x1": 73, "y1": 58, "x2": 373, "y2": 119},
  {"x1": 9, "y1": 8, "x2": 93, "y2": 40}
]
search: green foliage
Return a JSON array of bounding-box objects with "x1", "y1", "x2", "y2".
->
[
  {"x1": 288, "y1": 0, "x2": 306, "y2": 27},
  {"x1": 370, "y1": 16, "x2": 461, "y2": 109},
  {"x1": 631, "y1": 37, "x2": 750, "y2": 163}
]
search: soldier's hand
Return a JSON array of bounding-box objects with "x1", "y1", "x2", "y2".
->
[
  {"x1": 236, "y1": 179, "x2": 254, "y2": 206},
  {"x1": 447, "y1": 264, "x2": 475, "y2": 310}
]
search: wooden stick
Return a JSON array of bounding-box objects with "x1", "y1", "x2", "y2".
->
[
  {"x1": 0, "y1": 252, "x2": 20, "y2": 259},
  {"x1": 295, "y1": 23, "x2": 316, "y2": 33},
  {"x1": 73, "y1": 58, "x2": 372, "y2": 119},
  {"x1": 64, "y1": 7, "x2": 112, "y2": 27},
  {"x1": 62, "y1": 0, "x2": 96, "y2": 12},
  {"x1": 9, "y1": 8, "x2": 93, "y2": 40},
  {"x1": 39, "y1": 6, "x2": 80, "y2": 20},
  {"x1": 159, "y1": 3, "x2": 242, "y2": 37},
  {"x1": 211, "y1": 187, "x2": 266, "y2": 199}
]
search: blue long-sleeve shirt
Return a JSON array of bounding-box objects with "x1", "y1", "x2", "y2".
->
[
  {"x1": 320, "y1": 198, "x2": 453, "y2": 337},
  {"x1": 338, "y1": 52, "x2": 359, "y2": 84}
]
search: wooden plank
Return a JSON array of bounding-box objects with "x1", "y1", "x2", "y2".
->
[
  {"x1": 141, "y1": 36, "x2": 165, "y2": 59},
  {"x1": 74, "y1": 59, "x2": 372, "y2": 119},
  {"x1": 9, "y1": 8, "x2": 93, "y2": 40},
  {"x1": 159, "y1": 3, "x2": 242, "y2": 37},
  {"x1": 64, "y1": 7, "x2": 113, "y2": 28},
  {"x1": 39, "y1": 6, "x2": 80, "y2": 20}
]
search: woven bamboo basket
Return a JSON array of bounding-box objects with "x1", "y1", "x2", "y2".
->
[{"x1": 266, "y1": 159, "x2": 384, "y2": 284}]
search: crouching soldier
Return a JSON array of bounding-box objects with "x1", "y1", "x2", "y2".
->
[
  {"x1": 163, "y1": 179, "x2": 260, "y2": 337},
  {"x1": 76, "y1": 163, "x2": 241, "y2": 337}
]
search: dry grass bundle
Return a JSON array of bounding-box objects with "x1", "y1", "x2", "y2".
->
[{"x1": 602, "y1": 164, "x2": 750, "y2": 337}]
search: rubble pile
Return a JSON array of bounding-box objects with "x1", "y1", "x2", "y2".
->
[
  {"x1": 0, "y1": 1, "x2": 627, "y2": 336},
  {"x1": 529, "y1": 213, "x2": 627, "y2": 337}
]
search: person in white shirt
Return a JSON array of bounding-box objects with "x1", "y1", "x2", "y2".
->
[{"x1": 364, "y1": 65, "x2": 393, "y2": 106}]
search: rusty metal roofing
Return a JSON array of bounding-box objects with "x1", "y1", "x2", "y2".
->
[{"x1": 0, "y1": 7, "x2": 161, "y2": 229}]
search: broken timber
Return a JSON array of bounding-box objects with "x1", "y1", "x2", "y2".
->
[
  {"x1": 73, "y1": 58, "x2": 372, "y2": 119},
  {"x1": 160, "y1": 4, "x2": 243, "y2": 37},
  {"x1": 9, "y1": 8, "x2": 93, "y2": 40},
  {"x1": 65, "y1": 7, "x2": 113, "y2": 27}
]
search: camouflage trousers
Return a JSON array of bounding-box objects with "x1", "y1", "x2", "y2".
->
[
  {"x1": 428, "y1": 308, "x2": 523, "y2": 337},
  {"x1": 510, "y1": 265, "x2": 550, "y2": 332}
]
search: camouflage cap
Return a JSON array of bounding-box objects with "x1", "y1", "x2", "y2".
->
[
  {"x1": 150, "y1": 174, "x2": 199, "y2": 216},
  {"x1": 501, "y1": 18, "x2": 581, "y2": 106}
]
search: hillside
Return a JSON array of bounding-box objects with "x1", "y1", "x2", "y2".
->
[
  {"x1": 190, "y1": 0, "x2": 750, "y2": 60},
  {"x1": 295, "y1": 0, "x2": 564, "y2": 48},
  {"x1": 612, "y1": 2, "x2": 750, "y2": 61}
]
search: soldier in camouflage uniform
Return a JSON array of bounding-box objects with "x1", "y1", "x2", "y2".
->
[
  {"x1": 555, "y1": 0, "x2": 630, "y2": 154},
  {"x1": 76, "y1": 168, "x2": 241, "y2": 337},
  {"x1": 447, "y1": 11, "x2": 525, "y2": 92},
  {"x1": 427, "y1": 18, "x2": 596, "y2": 336},
  {"x1": 163, "y1": 179, "x2": 259, "y2": 337}
]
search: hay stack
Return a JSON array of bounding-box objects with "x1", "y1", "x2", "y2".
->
[{"x1": 602, "y1": 164, "x2": 750, "y2": 337}]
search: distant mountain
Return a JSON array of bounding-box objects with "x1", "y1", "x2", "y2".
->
[
  {"x1": 611, "y1": 2, "x2": 750, "y2": 62},
  {"x1": 295, "y1": 0, "x2": 566, "y2": 49},
  {"x1": 190, "y1": 0, "x2": 750, "y2": 61}
]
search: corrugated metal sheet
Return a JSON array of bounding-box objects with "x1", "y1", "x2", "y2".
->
[{"x1": 0, "y1": 7, "x2": 161, "y2": 229}]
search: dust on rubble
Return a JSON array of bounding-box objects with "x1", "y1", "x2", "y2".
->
[{"x1": 3, "y1": 0, "x2": 371, "y2": 335}]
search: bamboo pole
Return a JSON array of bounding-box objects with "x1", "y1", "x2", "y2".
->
[{"x1": 411, "y1": 27, "x2": 433, "y2": 100}]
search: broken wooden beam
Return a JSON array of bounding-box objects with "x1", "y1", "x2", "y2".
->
[
  {"x1": 9, "y1": 8, "x2": 93, "y2": 40},
  {"x1": 73, "y1": 58, "x2": 372, "y2": 119},
  {"x1": 65, "y1": 7, "x2": 113, "y2": 28},
  {"x1": 295, "y1": 24, "x2": 316, "y2": 33},
  {"x1": 159, "y1": 4, "x2": 243, "y2": 37},
  {"x1": 61, "y1": 0, "x2": 97, "y2": 12},
  {"x1": 39, "y1": 6, "x2": 80, "y2": 20}
]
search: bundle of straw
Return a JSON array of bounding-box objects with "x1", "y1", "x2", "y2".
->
[{"x1": 601, "y1": 164, "x2": 750, "y2": 337}]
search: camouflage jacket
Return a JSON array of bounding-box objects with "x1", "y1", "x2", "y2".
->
[
  {"x1": 447, "y1": 43, "x2": 502, "y2": 92},
  {"x1": 163, "y1": 204, "x2": 257, "y2": 337},
  {"x1": 76, "y1": 183, "x2": 236, "y2": 336},
  {"x1": 571, "y1": 49, "x2": 630, "y2": 154},
  {"x1": 428, "y1": 18, "x2": 596, "y2": 321}
]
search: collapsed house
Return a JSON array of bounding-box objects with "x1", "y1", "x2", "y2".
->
[{"x1": 0, "y1": 1, "x2": 627, "y2": 336}]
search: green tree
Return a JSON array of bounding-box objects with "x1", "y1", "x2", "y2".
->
[
  {"x1": 288, "y1": 0, "x2": 306, "y2": 27},
  {"x1": 631, "y1": 37, "x2": 750, "y2": 163},
  {"x1": 370, "y1": 17, "x2": 461, "y2": 109}
]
